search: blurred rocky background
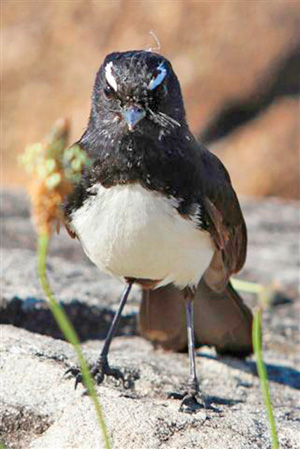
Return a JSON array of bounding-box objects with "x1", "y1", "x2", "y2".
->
[{"x1": 2, "y1": 0, "x2": 300, "y2": 197}]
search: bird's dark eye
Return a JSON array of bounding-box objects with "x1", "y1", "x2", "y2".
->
[
  {"x1": 155, "y1": 84, "x2": 167, "y2": 97},
  {"x1": 104, "y1": 84, "x2": 115, "y2": 100}
]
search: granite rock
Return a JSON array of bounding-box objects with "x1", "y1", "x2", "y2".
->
[{"x1": 1, "y1": 189, "x2": 300, "y2": 448}]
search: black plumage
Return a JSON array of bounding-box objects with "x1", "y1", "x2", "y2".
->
[{"x1": 64, "y1": 50, "x2": 252, "y2": 413}]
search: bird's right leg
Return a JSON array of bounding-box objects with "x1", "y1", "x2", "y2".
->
[{"x1": 66, "y1": 280, "x2": 135, "y2": 389}]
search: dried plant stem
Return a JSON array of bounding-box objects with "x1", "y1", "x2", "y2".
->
[
  {"x1": 37, "y1": 233, "x2": 111, "y2": 449},
  {"x1": 253, "y1": 307, "x2": 279, "y2": 449}
]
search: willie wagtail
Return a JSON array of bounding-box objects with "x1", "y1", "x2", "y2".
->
[{"x1": 65, "y1": 50, "x2": 253, "y2": 413}]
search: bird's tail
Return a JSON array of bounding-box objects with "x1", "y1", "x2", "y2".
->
[{"x1": 139, "y1": 279, "x2": 253, "y2": 357}]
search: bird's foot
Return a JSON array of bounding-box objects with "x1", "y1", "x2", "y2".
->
[
  {"x1": 168, "y1": 379, "x2": 205, "y2": 414},
  {"x1": 65, "y1": 357, "x2": 138, "y2": 390}
]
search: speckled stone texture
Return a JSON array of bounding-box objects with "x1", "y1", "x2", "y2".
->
[{"x1": 1, "y1": 189, "x2": 299, "y2": 449}]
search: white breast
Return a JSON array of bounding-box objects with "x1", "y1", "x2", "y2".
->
[{"x1": 71, "y1": 183, "x2": 214, "y2": 289}]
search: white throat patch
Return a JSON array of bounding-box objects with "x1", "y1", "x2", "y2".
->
[
  {"x1": 148, "y1": 63, "x2": 167, "y2": 90},
  {"x1": 105, "y1": 62, "x2": 118, "y2": 91}
]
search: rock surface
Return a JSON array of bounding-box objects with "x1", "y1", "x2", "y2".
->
[
  {"x1": 1, "y1": 189, "x2": 300, "y2": 449},
  {"x1": 1, "y1": 325, "x2": 300, "y2": 449}
]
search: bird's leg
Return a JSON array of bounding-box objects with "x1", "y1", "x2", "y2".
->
[
  {"x1": 169, "y1": 292, "x2": 205, "y2": 413},
  {"x1": 66, "y1": 280, "x2": 135, "y2": 389},
  {"x1": 180, "y1": 297, "x2": 202, "y2": 411},
  {"x1": 91, "y1": 279, "x2": 134, "y2": 386}
]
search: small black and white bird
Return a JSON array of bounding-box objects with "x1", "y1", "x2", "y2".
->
[{"x1": 65, "y1": 50, "x2": 252, "y2": 413}]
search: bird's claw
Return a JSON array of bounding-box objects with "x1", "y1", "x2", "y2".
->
[
  {"x1": 168, "y1": 381, "x2": 205, "y2": 414},
  {"x1": 64, "y1": 367, "x2": 83, "y2": 389},
  {"x1": 65, "y1": 361, "x2": 138, "y2": 390},
  {"x1": 179, "y1": 392, "x2": 204, "y2": 414}
]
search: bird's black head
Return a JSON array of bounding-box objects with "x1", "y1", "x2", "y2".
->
[{"x1": 87, "y1": 50, "x2": 186, "y2": 143}]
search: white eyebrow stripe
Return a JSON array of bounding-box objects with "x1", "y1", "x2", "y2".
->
[
  {"x1": 148, "y1": 63, "x2": 167, "y2": 90},
  {"x1": 105, "y1": 62, "x2": 118, "y2": 91}
]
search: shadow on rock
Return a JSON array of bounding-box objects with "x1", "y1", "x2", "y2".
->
[{"x1": 197, "y1": 352, "x2": 300, "y2": 390}]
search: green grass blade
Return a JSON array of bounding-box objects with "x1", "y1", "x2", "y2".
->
[
  {"x1": 253, "y1": 307, "x2": 279, "y2": 449},
  {"x1": 37, "y1": 233, "x2": 111, "y2": 449}
]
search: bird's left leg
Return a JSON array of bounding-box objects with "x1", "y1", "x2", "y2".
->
[
  {"x1": 180, "y1": 296, "x2": 203, "y2": 411},
  {"x1": 169, "y1": 291, "x2": 205, "y2": 413}
]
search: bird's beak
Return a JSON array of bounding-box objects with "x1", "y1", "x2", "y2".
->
[{"x1": 122, "y1": 105, "x2": 146, "y2": 131}]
